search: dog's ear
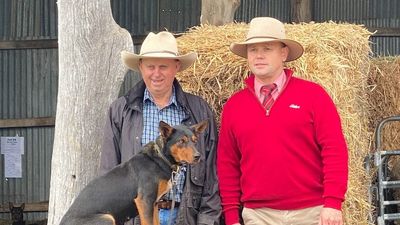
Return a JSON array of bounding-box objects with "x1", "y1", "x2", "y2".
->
[
  {"x1": 159, "y1": 121, "x2": 174, "y2": 139},
  {"x1": 191, "y1": 120, "x2": 208, "y2": 137},
  {"x1": 20, "y1": 203, "x2": 25, "y2": 210}
]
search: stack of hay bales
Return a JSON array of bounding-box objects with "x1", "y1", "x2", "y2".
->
[
  {"x1": 177, "y1": 21, "x2": 373, "y2": 225},
  {"x1": 176, "y1": 23, "x2": 248, "y2": 123},
  {"x1": 367, "y1": 57, "x2": 400, "y2": 192},
  {"x1": 367, "y1": 57, "x2": 400, "y2": 151}
]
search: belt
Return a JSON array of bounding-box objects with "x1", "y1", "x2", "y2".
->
[{"x1": 157, "y1": 200, "x2": 180, "y2": 209}]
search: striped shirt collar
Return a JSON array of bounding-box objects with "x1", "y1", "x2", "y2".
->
[{"x1": 254, "y1": 70, "x2": 286, "y2": 100}]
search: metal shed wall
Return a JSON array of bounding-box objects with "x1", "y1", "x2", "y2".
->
[
  {"x1": 0, "y1": 0, "x2": 57, "y2": 40},
  {"x1": 111, "y1": 0, "x2": 201, "y2": 35},
  {"x1": 313, "y1": 0, "x2": 400, "y2": 56},
  {"x1": 0, "y1": 48, "x2": 57, "y2": 220},
  {"x1": 234, "y1": 0, "x2": 291, "y2": 22},
  {"x1": 0, "y1": 0, "x2": 58, "y2": 220}
]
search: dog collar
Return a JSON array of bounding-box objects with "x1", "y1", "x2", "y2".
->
[{"x1": 153, "y1": 137, "x2": 178, "y2": 171}]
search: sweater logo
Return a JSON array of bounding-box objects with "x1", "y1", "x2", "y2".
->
[{"x1": 289, "y1": 104, "x2": 300, "y2": 109}]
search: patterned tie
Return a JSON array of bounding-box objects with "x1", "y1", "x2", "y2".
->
[{"x1": 260, "y1": 84, "x2": 277, "y2": 109}]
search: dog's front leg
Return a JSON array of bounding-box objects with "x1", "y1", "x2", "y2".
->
[
  {"x1": 135, "y1": 192, "x2": 156, "y2": 225},
  {"x1": 153, "y1": 178, "x2": 172, "y2": 225},
  {"x1": 152, "y1": 203, "x2": 160, "y2": 225}
]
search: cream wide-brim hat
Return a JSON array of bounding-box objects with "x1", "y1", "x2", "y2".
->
[
  {"x1": 230, "y1": 17, "x2": 304, "y2": 62},
  {"x1": 121, "y1": 31, "x2": 197, "y2": 72}
]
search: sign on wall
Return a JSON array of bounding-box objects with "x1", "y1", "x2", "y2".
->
[{"x1": 1, "y1": 136, "x2": 24, "y2": 178}]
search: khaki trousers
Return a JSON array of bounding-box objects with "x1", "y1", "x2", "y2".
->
[{"x1": 242, "y1": 205, "x2": 323, "y2": 225}]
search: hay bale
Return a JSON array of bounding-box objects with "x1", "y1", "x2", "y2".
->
[
  {"x1": 367, "y1": 57, "x2": 400, "y2": 206},
  {"x1": 367, "y1": 57, "x2": 400, "y2": 151},
  {"x1": 176, "y1": 23, "x2": 248, "y2": 124},
  {"x1": 177, "y1": 21, "x2": 373, "y2": 225}
]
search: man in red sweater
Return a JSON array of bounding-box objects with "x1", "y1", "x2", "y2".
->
[{"x1": 217, "y1": 17, "x2": 348, "y2": 225}]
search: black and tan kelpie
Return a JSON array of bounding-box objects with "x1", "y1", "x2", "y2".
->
[
  {"x1": 59, "y1": 120, "x2": 208, "y2": 225},
  {"x1": 9, "y1": 202, "x2": 25, "y2": 225}
]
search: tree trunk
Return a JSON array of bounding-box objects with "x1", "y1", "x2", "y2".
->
[
  {"x1": 201, "y1": 0, "x2": 241, "y2": 26},
  {"x1": 47, "y1": 1, "x2": 132, "y2": 224},
  {"x1": 290, "y1": 0, "x2": 313, "y2": 23}
]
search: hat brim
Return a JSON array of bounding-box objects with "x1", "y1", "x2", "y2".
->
[
  {"x1": 230, "y1": 38, "x2": 304, "y2": 62},
  {"x1": 121, "y1": 50, "x2": 198, "y2": 72}
]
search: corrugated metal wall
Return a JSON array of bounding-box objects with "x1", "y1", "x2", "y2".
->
[
  {"x1": 313, "y1": 0, "x2": 400, "y2": 56},
  {"x1": 0, "y1": 0, "x2": 57, "y2": 40},
  {"x1": 372, "y1": 36, "x2": 400, "y2": 56},
  {"x1": 0, "y1": 0, "x2": 58, "y2": 220},
  {"x1": 0, "y1": 0, "x2": 398, "y2": 221},
  {"x1": 0, "y1": 50, "x2": 57, "y2": 214},
  {"x1": 111, "y1": 0, "x2": 201, "y2": 35},
  {"x1": 235, "y1": 0, "x2": 291, "y2": 22}
]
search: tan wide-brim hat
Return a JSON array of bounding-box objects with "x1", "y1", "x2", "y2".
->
[
  {"x1": 121, "y1": 31, "x2": 197, "y2": 72},
  {"x1": 230, "y1": 17, "x2": 304, "y2": 62}
]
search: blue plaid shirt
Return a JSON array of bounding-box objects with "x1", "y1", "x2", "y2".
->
[{"x1": 142, "y1": 87, "x2": 187, "y2": 202}]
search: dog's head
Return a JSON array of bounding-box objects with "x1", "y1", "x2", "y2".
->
[
  {"x1": 159, "y1": 120, "x2": 208, "y2": 164},
  {"x1": 9, "y1": 202, "x2": 24, "y2": 222}
]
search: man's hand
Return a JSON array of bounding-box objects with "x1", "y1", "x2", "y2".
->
[{"x1": 318, "y1": 207, "x2": 343, "y2": 225}]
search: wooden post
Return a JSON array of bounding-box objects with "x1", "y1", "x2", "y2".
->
[
  {"x1": 291, "y1": 0, "x2": 313, "y2": 23},
  {"x1": 201, "y1": 0, "x2": 241, "y2": 26}
]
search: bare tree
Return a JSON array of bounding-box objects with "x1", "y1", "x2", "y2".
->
[
  {"x1": 47, "y1": 1, "x2": 132, "y2": 224},
  {"x1": 290, "y1": 0, "x2": 313, "y2": 23},
  {"x1": 201, "y1": 0, "x2": 241, "y2": 25}
]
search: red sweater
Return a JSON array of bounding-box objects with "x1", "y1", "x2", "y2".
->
[{"x1": 217, "y1": 69, "x2": 348, "y2": 225}]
